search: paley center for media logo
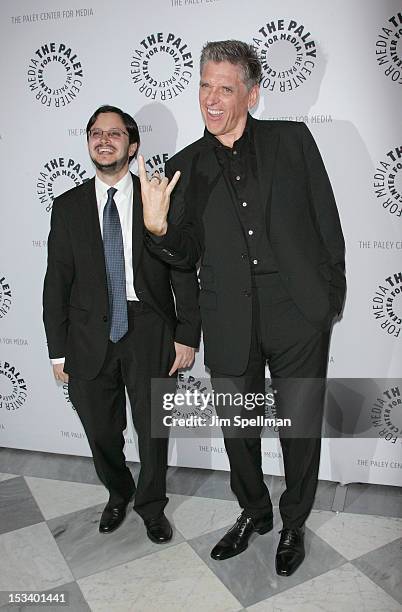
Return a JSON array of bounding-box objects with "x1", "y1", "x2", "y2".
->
[
  {"x1": 252, "y1": 18, "x2": 317, "y2": 93},
  {"x1": 173, "y1": 373, "x2": 214, "y2": 427},
  {"x1": 130, "y1": 32, "x2": 193, "y2": 101},
  {"x1": 0, "y1": 276, "x2": 12, "y2": 319},
  {"x1": 373, "y1": 145, "x2": 402, "y2": 219},
  {"x1": 372, "y1": 272, "x2": 402, "y2": 338},
  {"x1": 27, "y1": 42, "x2": 84, "y2": 107},
  {"x1": 375, "y1": 12, "x2": 402, "y2": 85},
  {"x1": 0, "y1": 361, "x2": 28, "y2": 411},
  {"x1": 36, "y1": 156, "x2": 89, "y2": 212},
  {"x1": 371, "y1": 384, "x2": 401, "y2": 444}
]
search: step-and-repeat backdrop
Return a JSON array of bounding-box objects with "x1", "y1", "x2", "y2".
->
[{"x1": 1, "y1": 0, "x2": 401, "y2": 486}]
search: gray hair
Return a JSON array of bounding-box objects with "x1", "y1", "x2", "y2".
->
[{"x1": 200, "y1": 40, "x2": 262, "y2": 90}]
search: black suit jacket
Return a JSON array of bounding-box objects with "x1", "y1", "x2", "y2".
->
[
  {"x1": 146, "y1": 117, "x2": 346, "y2": 375},
  {"x1": 43, "y1": 173, "x2": 201, "y2": 380}
]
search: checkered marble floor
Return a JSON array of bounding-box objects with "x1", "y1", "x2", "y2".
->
[{"x1": 0, "y1": 449, "x2": 401, "y2": 611}]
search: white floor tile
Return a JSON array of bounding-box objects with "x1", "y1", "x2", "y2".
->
[
  {"x1": 25, "y1": 476, "x2": 108, "y2": 520},
  {"x1": 0, "y1": 472, "x2": 18, "y2": 481},
  {"x1": 0, "y1": 522, "x2": 73, "y2": 591},
  {"x1": 307, "y1": 509, "x2": 402, "y2": 560},
  {"x1": 247, "y1": 563, "x2": 401, "y2": 611},
  {"x1": 167, "y1": 493, "x2": 240, "y2": 539},
  {"x1": 78, "y1": 541, "x2": 242, "y2": 612}
]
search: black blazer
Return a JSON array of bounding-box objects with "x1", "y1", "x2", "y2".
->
[
  {"x1": 146, "y1": 117, "x2": 346, "y2": 376},
  {"x1": 43, "y1": 173, "x2": 201, "y2": 380}
]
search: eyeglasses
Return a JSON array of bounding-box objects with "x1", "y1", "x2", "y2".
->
[{"x1": 89, "y1": 128, "x2": 128, "y2": 140}]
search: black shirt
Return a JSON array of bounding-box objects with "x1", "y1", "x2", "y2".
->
[{"x1": 205, "y1": 116, "x2": 277, "y2": 274}]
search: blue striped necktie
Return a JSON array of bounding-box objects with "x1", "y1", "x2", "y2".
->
[{"x1": 102, "y1": 187, "x2": 128, "y2": 342}]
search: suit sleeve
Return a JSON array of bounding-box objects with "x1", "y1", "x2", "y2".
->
[
  {"x1": 300, "y1": 122, "x2": 346, "y2": 312},
  {"x1": 143, "y1": 159, "x2": 202, "y2": 347},
  {"x1": 144, "y1": 157, "x2": 204, "y2": 269},
  {"x1": 43, "y1": 197, "x2": 74, "y2": 358},
  {"x1": 169, "y1": 267, "x2": 201, "y2": 348},
  {"x1": 165, "y1": 160, "x2": 201, "y2": 348}
]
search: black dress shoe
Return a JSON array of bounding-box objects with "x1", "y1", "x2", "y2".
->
[
  {"x1": 210, "y1": 512, "x2": 273, "y2": 561},
  {"x1": 99, "y1": 502, "x2": 128, "y2": 534},
  {"x1": 276, "y1": 526, "x2": 305, "y2": 576},
  {"x1": 144, "y1": 513, "x2": 173, "y2": 543}
]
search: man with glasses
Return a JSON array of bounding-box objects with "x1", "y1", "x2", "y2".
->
[{"x1": 43, "y1": 105, "x2": 200, "y2": 540}]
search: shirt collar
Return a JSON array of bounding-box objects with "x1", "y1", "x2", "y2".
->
[
  {"x1": 95, "y1": 171, "x2": 132, "y2": 200},
  {"x1": 204, "y1": 113, "x2": 252, "y2": 150}
]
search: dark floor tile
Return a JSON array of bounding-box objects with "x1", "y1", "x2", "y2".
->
[
  {"x1": 353, "y1": 537, "x2": 402, "y2": 605},
  {"x1": 47, "y1": 502, "x2": 184, "y2": 580},
  {"x1": 344, "y1": 483, "x2": 402, "y2": 518},
  {"x1": 188, "y1": 515, "x2": 346, "y2": 608},
  {"x1": 0, "y1": 477, "x2": 44, "y2": 535},
  {"x1": 0, "y1": 448, "x2": 140, "y2": 487},
  {"x1": 314, "y1": 480, "x2": 338, "y2": 511},
  {"x1": 166, "y1": 465, "x2": 234, "y2": 500},
  {"x1": 0, "y1": 449, "x2": 98, "y2": 485}
]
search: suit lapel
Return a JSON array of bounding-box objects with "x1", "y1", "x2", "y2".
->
[
  {"x1": 83, "y1": 178, "x2": 108, "y2": 288},
  {"x1": 131, "y1": 173, "x2": 143, "y2": 276},
  {"x1": 195, "y1": 140, "x2": 223, "y2": 195},
  {"x1": 252, "y1": 117, "x2": 280, "y2": 230}
]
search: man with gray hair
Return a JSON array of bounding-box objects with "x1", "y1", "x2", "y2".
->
[{"x1": 140, "y1": 40, "x2": 345, "y2": 576}]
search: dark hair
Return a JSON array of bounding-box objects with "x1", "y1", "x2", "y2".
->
[
  {"x1": 86, "y1": 105, "x2": 140, "y2": 162},
  {"x1": 200, "y1": 40, "x2": 262, "y2": 90}
]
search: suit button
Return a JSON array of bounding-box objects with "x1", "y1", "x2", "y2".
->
[
  {"x1": 244, "y1": 290, "x2": 251, "y2": 298},
  {"x1": 241, "y1": 253, "x2": 248, "y2": 260},
  {"x1": 103, "y1": 315, "x2": 108, "y2": 322}
]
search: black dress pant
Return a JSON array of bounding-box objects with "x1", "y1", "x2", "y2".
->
[
  {"x1": 68, "y1": 301, "x2": 175, "y2": 520},
  {"x1": 211, "y1": 274, "x2": 330, "y2": 529}
]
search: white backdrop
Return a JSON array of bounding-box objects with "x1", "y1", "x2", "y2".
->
[{"x1": 1, "y1": 0, "x2": 401, "y2": 486}]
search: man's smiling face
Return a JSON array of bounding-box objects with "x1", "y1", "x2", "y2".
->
[
  {"x1": 88, "y1": 112, "x2": 137, "y2": 175},
  {"x1": 199, "y1": 60, "x2": 258, "y2": 148}
]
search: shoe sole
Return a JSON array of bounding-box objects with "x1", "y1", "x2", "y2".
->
[{"x1": 211, "y1": 543, "x2": 249, "y2": 561}]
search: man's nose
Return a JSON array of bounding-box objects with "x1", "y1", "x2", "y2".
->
[
  {"x1": 206, "y1": 88, "x2": 219, "y2": 105},
  {"x1": 100, "y1": 131, "x2": 112, "y2": 143}
]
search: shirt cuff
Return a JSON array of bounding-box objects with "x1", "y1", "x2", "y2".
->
[{"x1": 51, "y1": 357, "x2": 65, "y2": 365}]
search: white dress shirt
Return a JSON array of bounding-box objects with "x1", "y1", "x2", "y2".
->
[
  {"x1": 95, "y1": 171, "x2": 138, "y2": 302},
  {"x1": 51, "y1": 171, "x2": 138, "y2": 365}
]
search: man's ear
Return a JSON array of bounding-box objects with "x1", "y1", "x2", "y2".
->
[
  {"x1": 129, "y1": 142, "x2": 138, "y2": 158},
  {"x1": 248, "y1": 84, "x2": 260, "y2": 110}
]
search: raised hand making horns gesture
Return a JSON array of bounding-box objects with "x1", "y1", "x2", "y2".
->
[{"x1": 137, "y1": 154, "x2": 181, "y2": 237}]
